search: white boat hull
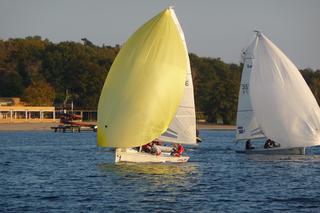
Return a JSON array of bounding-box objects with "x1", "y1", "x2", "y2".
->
[
  {"x1": 236, "y1": 147, "x2": 305, "y2": 155},
  {"x1": 115, "y1": 148, "x2": 189, "y2": 163}
]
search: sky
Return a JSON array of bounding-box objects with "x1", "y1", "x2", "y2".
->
[{"x1": 0, "y1": 0, "x2": 319, "y2": 69}]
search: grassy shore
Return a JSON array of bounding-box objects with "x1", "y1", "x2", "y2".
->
[{"x1": 0, "y1": 122, "x2": 236, "y2": 132}]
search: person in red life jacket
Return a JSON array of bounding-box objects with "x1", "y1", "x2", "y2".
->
[{"x1": 171, "y1": 144, "x2": 184, "y2": 157}]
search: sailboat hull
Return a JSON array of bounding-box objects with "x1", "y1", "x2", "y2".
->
[
  {"x1": 115, "y1": 148, "x2": 189, "y2": 163},
  {"x1": 236, "y1": 147, "x2": 305, "y2": 155}
]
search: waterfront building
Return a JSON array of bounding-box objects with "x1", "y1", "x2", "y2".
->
[{"x1": 0, "y1": 97, "x2": 56, "y2": 122}]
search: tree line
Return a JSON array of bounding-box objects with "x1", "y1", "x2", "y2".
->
[{"x1": 0, "y1": 36, "x2": 319, "y2": 124}]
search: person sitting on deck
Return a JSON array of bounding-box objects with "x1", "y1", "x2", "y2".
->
[
  {"x1": 171, "y1": 144, "x2": 184, "y2": 157},
  {"x1": 150, "y1": 142, "x2": 161, "y2": 156},
  {"x1": 270, "y1": 140, "x2": 280, "y2": 148},
  {"x1": 245, "y1": 140, "x2": 255, "y2": 150},
  {"x1": 264, "y1": 139, "x2": 272, "y2": 149},
  {"x1": 264, "y1": 139, "x2": 280, "y2": 149},
  {"x1": 142, "y1": 142, "x2": 152, "y2": 153},
  {"x1": 142, "y1": 140, "x2": 162, "y2": 155}
]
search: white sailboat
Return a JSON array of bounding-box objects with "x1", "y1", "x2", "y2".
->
[
  {"x1": 236, "y1": 31, "x2": 320, "y2": 155},
  {"x1": 97, "y1": 7, "x2": 195, "y2": 163},
  {"x1": 159, "y1": 54, "x2": 197, "y2": 147}
]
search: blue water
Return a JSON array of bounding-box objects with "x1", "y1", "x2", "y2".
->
[{"x1": 1, "y1": 130, "x2": 320, "y2": 212}]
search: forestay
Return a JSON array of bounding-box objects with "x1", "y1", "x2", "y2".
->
[
  {"x1": 249, "y1": 32, "x2": 320, "y2": 148},
  {"x1": 97, "y1": 8, "x2": 187, "y2": 148},
  {"x1": 236, "y1": 37, "x2": 264, "y2": 141}
]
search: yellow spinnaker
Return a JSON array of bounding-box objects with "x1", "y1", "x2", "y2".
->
[{"x1": 97, "y1": 8, "x2": 188, "y2": 148}]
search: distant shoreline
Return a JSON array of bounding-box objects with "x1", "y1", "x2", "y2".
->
[
  {"x1": 0, "y1": 122, "x2": 59, "y2": 132},
  {"x1": 0, "y1": 122, "x2": 236, "y2": 132},
  {"x1": 197, "y1": 123, "x2": 236, "y2": 131}
]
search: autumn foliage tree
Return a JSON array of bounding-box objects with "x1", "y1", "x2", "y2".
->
[{"x1": 23, "y1": 81, "x2": 55, "y2": 106}]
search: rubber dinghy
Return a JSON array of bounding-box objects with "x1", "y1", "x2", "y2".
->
[
  {"x1": 97, "y1": 7, "x2": 197, "y2": 163},
  {"x1": 235, "y1": 31, "x2": 320, "y2": 155}
]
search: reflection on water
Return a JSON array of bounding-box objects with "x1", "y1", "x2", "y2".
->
[
  {"x1": 98, "y1": 162, "x2": 197, "y2": 175},
  {"x1": 96, "y1": 162, "x2": 201, "y2": 207},
  {"x1": 97, "y1": 162, "x2": 199, "y2": 187}
]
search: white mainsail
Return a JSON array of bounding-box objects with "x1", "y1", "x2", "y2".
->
[
  {"x1": 236, "y1": 37, "x2": 264, "y2": 141},
  {"x1": 249, "y1": 32, "x2": 320, "y2": 148},
  {"x1": 159, "y1": 65, "x2": 197, "y2": 145},
  {"x1": 159, "y1": 10, "x2": 197, "y2": 146}
]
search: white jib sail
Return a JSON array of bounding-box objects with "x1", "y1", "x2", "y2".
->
[
  {"x1": 159, "y1": 65, "x2": 197, "y2": 145},
  {"x1": 236, "y1": 37, "x2": 265, "y2": 141},
  {"x1": 250, "y1": 32, "x2": 320, "y2": 148},
  {"x1": 159, "y1": 8, "x2": 197, "y2": 146}
]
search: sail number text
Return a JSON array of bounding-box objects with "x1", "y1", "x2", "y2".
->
[{"x1": 241, "y1": 84, "x2": 249, "y2": 94}]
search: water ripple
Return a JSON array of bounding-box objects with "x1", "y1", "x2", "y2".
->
[{"x1": 1, "y1": 131, "x2": 320, "y2": 212}]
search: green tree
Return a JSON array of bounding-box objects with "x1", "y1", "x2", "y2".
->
[
  {"x1": 0, "y1": 71, "x2": 24, "y2": 97},
  {"x1": 0, "y1": 36, "x2": 319, "y2": 124}
]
